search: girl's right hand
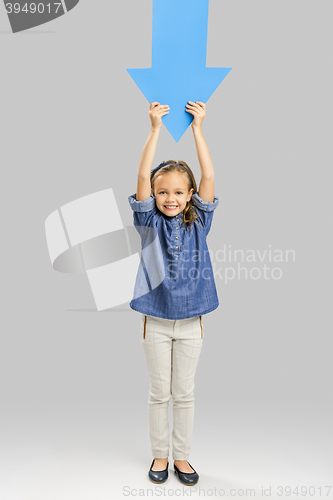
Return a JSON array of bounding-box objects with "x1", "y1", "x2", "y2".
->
[{"x1": 149, "y1": 102, "x2": 170, "y2": 129}]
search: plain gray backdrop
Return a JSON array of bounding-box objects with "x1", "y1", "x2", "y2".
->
[{"x1": 0, "y1": 1, "x2": 332, "y2": 499}]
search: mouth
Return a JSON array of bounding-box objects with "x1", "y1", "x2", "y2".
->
[{"x1": 164, "y1": 205, "x2": 178, "y2": 211}]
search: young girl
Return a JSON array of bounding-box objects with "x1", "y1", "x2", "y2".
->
[{"x1": 128, "y1": 101, "x2": 219, "y2": 486}]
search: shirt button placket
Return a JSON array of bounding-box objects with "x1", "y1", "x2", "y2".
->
[{"x1": 174, "y1": 217, "x2": 182, "y2": 256}]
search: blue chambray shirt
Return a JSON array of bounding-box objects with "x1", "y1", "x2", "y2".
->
[{"x1": 127, "y1": 191, "x2": 219, "y2": 320}]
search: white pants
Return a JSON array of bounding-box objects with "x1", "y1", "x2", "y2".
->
[{"x1": 140, "y1": 313, "x2": 204, "y2": 461}]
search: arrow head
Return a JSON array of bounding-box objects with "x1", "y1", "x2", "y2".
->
[{"x1": 127, "y1": 66, "x2": 231, "y2": 142}]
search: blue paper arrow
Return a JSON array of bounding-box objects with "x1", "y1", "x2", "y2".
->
[{"x1": 126, "y1": 0, "x2": 231, "y2": 142}]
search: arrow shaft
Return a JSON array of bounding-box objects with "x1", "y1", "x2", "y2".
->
[{"x1": 152, "y1": 0, "x2": 209, "y2": 68}]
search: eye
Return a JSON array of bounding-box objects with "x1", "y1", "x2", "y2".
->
[{"x1": 158, "y1": 191, "x2": 183, "y2": 194}]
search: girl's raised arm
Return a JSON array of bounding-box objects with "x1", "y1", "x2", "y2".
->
[
  {"x1": 186, "y1": 101, "x2": 215, "y2": 203},
  {"x1": 136, "y1": 102, "x2": 170, "y2": 202}
]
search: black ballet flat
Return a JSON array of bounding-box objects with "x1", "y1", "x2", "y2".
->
[
  {"x1": 148, "y1": 459, "x2": 169, "y2": 484},
  {"x1": 174, "y1": 461, "x2": 199, "y2": 486}
]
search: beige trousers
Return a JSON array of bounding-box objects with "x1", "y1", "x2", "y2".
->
[{"x1": 140, "y1": 313, "x2": 204, "y2": 461}]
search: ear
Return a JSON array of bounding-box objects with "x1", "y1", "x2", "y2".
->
[{"x1": 187, "y1": 188, "x2": 194, "y2": 201}]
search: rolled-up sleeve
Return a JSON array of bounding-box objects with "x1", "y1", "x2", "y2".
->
[
  {"x1": 191, "y1": 192, "x2": 219, "y2": 235},
  {"x1": 128, "y1": 192, "x2": 157, "y2": 228}
]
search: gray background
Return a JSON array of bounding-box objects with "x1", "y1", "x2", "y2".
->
[{"x1": 0, "y1": 1, "x2": 332, "y2": 498}]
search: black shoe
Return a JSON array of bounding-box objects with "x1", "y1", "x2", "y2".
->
[
  {"x1": 174, "y1": 461, "x2": 199, "y2": 486},
  {"x1": 148, "y1": 459, "x2": 169, "y2": 484}
]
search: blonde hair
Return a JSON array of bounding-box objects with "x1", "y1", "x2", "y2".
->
[{"x1": 151, "y1": 160, "x2": 203, "y2": 230}]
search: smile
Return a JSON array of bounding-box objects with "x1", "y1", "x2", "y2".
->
[{"x1": 164, "y1": 205, "x2": 178, "y2": 210}]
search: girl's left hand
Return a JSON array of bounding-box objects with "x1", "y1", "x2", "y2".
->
[{"x1": 185, "y1": 101, "x2": 206, "y2": 129}]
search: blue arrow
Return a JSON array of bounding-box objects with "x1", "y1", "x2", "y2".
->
[{"x1": 127, "y1": 0, "x2": 231, "y2": 142}]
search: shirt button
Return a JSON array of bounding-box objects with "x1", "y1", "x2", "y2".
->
[
  {"x1": 175, "y1": 246, "x2": 179, "y2": 249},
  {"x1": 175, "y1": 236, "x2": 179, "y2": 239},
  {"x1": 175, "y1": 227, "x2": 179, "y2": 229}
]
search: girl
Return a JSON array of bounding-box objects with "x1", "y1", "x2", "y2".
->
[{"x1": 128, "y1": 101, "x2": 219, "y2": 486}]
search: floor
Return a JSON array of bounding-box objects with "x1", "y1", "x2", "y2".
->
[{"x1": 1, "y1": 398, "x2": 332, "y2": 500}]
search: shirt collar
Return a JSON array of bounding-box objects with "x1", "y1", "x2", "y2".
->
[
  {"x1": 162, "y1": 211, "x2": 183, "y2": 221},
  {"x1": 171, "y1": 212, "x2": 183, "y2": 222}
]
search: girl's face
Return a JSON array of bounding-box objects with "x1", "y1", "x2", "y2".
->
[{"x1": 153, "y1": 172, "x2": 194, "y2": 216}]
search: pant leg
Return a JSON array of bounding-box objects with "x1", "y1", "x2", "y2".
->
[
  {"x1": 140, "y1": 314, "x2": 173, "y2": 459},
  {"x1": 171, "y1": 315, "x2": 203, "y2": 461}
]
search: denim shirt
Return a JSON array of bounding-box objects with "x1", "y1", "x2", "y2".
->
[{"x1": 127, "y1": 191, "x2": 220, "y2": 320}]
